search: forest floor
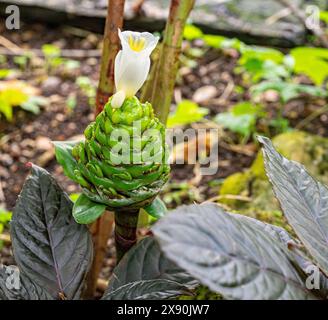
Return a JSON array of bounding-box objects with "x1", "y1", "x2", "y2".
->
[{"x1": 0, "y1": 21, "x2": 327, "y2": 297}]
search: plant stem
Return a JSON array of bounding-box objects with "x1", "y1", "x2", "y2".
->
[
  {"x1": 85, "y1": 0, "x2": 125, "y2": 298},
  {"x1": 83, "y1": 211, "x2": 114, "y2": 299},
  {"x1": 114, "y1": 209, "x2": 140, "y2": 263},
  {"x1": 96, "y1": 0, "x2": 125, "y2": 115},
  {"x1": 142, "y1": 0, "x2": 195, "y2": 124}
]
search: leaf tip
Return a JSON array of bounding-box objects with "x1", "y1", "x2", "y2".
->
[{"x1": 256, "y1": 135, "x2": 270, "y2": 145}]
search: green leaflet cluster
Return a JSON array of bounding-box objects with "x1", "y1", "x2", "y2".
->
[{"x1": 71, "y1": 96, "x2": 170, "y2": 210}]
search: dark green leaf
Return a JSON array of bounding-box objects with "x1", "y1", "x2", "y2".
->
[
  {"x1": 73, "y1": 193, "x2": 106, "y2": 224},
  {"x1": 153, "y1": 203, "x2": 317, "y2": 300},
  {"x1": 11, "y1": 165, "x2": 93, "y2": 300},
  {"x1": 53, "y1": 140, "x2": 80, "y2": 182},
  {"x1": 0, "y1": 265, "x2": 53, "y2": 300},
  {"x1": 102, "y1": 237, "x2": 197, "y2": 300},
  {"x1": 143, "y1": 197, "x2": 168, "y2": 220},
  {"x1": 259, "y1": 135, "x2": 328, "y2": 277}
]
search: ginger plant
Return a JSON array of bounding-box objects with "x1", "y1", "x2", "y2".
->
[{"x1": 55, "y1": 30, "x2": 170, "y2": 262}]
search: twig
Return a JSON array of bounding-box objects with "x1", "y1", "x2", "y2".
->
[
  {"x1": 0, "y1": 47, "x2": 101, "y2": 58},
  {"x1": 219, "y1": 140, "x2": 255, "y2": 157},
  {"x1": 295, "y1": 104, "x2": 328, "y2": 130},
  {"x1": 83, "y1": 0, "x2": 126, "y2": 301},
  {"x1": 0, "y1": 35, "x2": 21, "y2": 52},
  {"x1": 204, "y1": 194, "x2": 252, "y2": 203},
  {"x1": 277, "y1": 0, "x2": 328, "y2": 48},
  {"x1": 265, "y1": 7, "x2": 292, "y2": 25},
  {"x1": 215, "y1": 80, "x2": 235, "y2": 105},
  {"x1": 144, "y1": 0, "x2": 196, "y2": 123},
  {"x1": 96, "y1": 0, "x2": 125, "y2": 114},
  {"x1": 132, "y1": 0, "x2": 146, "y2": 16},
  {"x1": 0, "y1": 180, "x2": 5, "y2": 203},
  {"x1": 0, "y1": 35, "x2": 44, "y2": 65}
]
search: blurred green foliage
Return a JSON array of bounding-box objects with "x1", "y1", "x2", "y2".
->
[
  {"x1": 76, "y1": 76, "x2": 96, "y2": 107},
  {"x1": 183, "y1": 24, "x2": 328, "y2": 140},
  {"x1": 215, "y1": 102, "x2": 265, "y2": 141},
  {"x1": 290, "y1": 47, "x2": 328, "y2": 85},
  {"x1": 42, "y1": 44, "x2": 80, "y2": 74},
  {"x1": 251, "y1": 81, "x2": 327, "y2": 103},
  {"x1": 0, "y1": 208, "x2": 12, "y2": 250},
  {"x1": 0, "y1": 84, "x2": 46, "y2": 121},
  {"x1": 167, "y1": 100, "x2": 208, "y2": 128},
  {"x1": 69, "y1": 193, "x2": 81, "y2": 202},
  {"x1": 320, "y1": 11, "x2": 328, "y2": 24},
  {"x1": 184, "y1": 24, "x2": 328, "y2": 86},
  {"x1": 0, "y1": 69, "x2": 13, "y2": 79}
]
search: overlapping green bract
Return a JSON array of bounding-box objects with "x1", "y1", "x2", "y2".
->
[{"x1": 71, "y1": 97, "x2": 170, "y2": 210}]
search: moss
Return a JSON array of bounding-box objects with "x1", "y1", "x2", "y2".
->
[
  {"x1": 250, "y1": 152, "x2": 266, "y2": 180},
  {"x1": 219, "y1": 171, "x2": 252, "y2": 207},
  {"x1": 179, "y1": 285, "x2": 223, "y2": 300}
]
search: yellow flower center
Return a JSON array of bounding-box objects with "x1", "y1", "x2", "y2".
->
[{"x1": 128, "y1": 35, "x2": 146, "y2": 52}]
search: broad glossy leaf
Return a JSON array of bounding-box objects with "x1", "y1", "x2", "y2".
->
[
  {"x1": 143, "y1": 197, "x2": 168, "y2": 220},
  {"x1": 238, "y1": 214, "x2": 328, "y2": 299},
  {"x1": 53, "y1": 140, "x2": 80, "y2": 182},
  {"x1": 11, "y1": 165, "x2": 93, "y2": 300},
  {"x1": 0, "y1": 265, "x2": 53, "y2": 300},
  {"x1": 73, "y1": 193, "x2": 106, "y2": 224},
  {"x1": 153, "y1": 204, "x2": 317, "y2": 300},
  {"x1": 102, "y1": 237, "x2": 197, "y2": 300},
  {"x1": 259, "y1": 135, "x2": 328, "y2": 277}
]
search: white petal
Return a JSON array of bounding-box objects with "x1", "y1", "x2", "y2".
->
[
  {"x1": 116, "y1": 54, "x2": 150, "y2": 97},
  {"x1": 141, "y1": 33, "x2": 160, "y2": 55},
  {"x1": 119, "y1": 29, "x2": 159, "y2": 56},
  {"x1": 118, "y1": 29, "x2": 136, "y2": 55},
  {"x1": 115, "y1": 29, "x2": 159, "y2": 97},
  {"x1": 111, "y1": 90, "x2": 126, "y2": 108}
]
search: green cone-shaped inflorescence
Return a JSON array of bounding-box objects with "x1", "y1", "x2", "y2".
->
[{"x1": 71, "y1": 96, "x2": 170, "y2": 211}]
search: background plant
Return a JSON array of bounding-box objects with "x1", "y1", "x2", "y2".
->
[{"x1": 0, "y1": 80, "x2": 46, "y2": 121}]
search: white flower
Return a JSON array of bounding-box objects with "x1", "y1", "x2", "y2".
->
[{"x1": 111, "y1": 29, "x2": 159, "y2": 108}]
